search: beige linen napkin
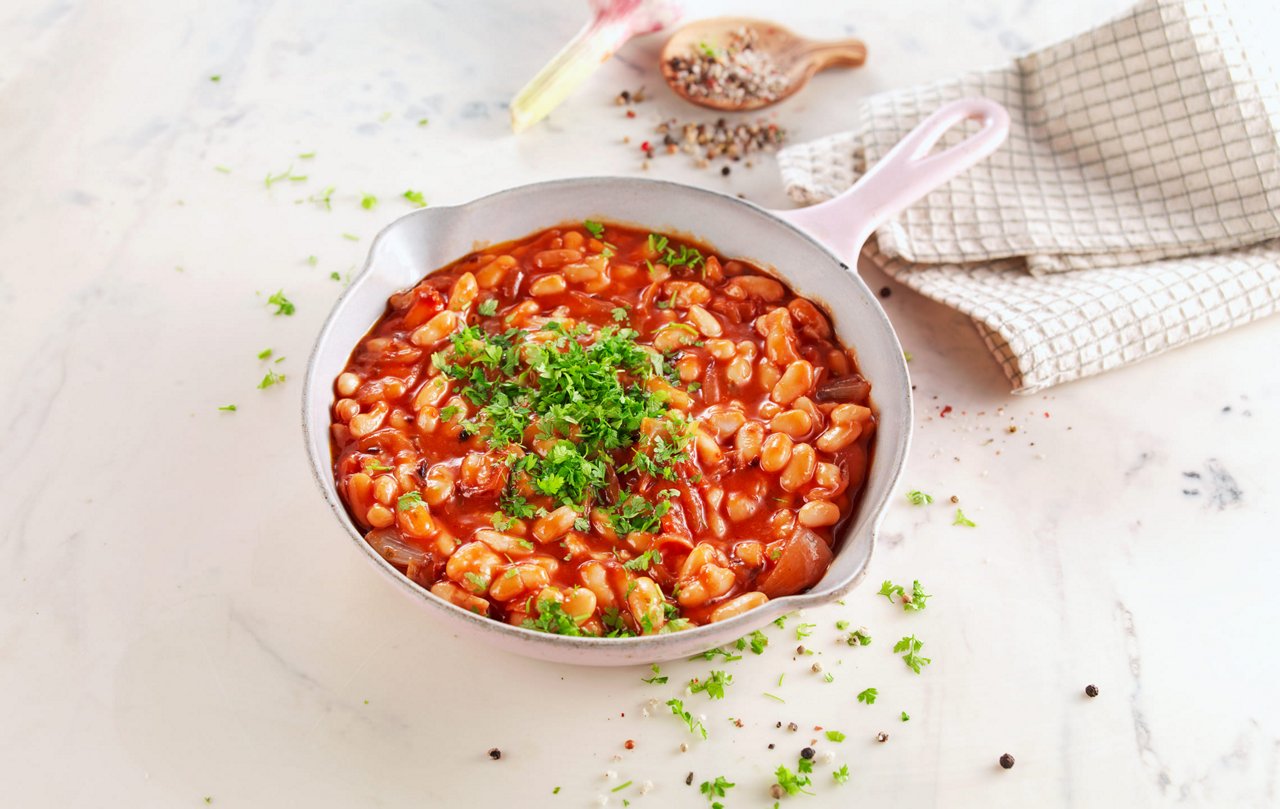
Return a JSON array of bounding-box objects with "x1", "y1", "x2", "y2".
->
[{"x1": 778, "y1": 0, "x2": 1280, "y2": 393}]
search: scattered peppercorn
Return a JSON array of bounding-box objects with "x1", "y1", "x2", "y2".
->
[
  {"x1": 624, "y1": 739, "x2": 635, "y2": 750},
  {"x1": 770, "y1": 784, "x2": 785, "y2": 800},
  {"x1": 488, "y1": 748, "x2": 502, "y2": 760},
  {"x1": 800, "y1": 747, "x2": 815, "y2": 760},
  {"x1": 1000, "y1": 753, "x2": 1015, "y2": 769},
  {"x1": 950, "y1": 495, "x2": 960, "y2": 503},
  {"x1": 775, "y1": 721, "x2": 782, "y2": 729},
  {"x1": 721, "y1": 165, "x2": 731, "y2": 176},
  {"x1": 876, "y1": 732, "x2": 889, "y2": 743},
  {"x1": 685, "y1": 772, "x2": 694, "y2": 786},
  {"x1": 879, "y1": 286, "x2": 891, "y2": 298},
  {"x1": 768, "y1": 743, "x2": 775, "y2": 749},
  {"x1": 1085, "y1": 684, "x2": 1099, "y2": 697},
  {"x1": 796, "y1": 645, "x2": 806, "y2": 655},
  {"x1": 811, "y1": 662, "x2": 822, "y2": 673},
  {"x1": 787, "y1": 722, "x2": 799, "y2": 732}
]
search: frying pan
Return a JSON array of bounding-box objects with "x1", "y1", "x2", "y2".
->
[{"x1": 303, "y1": 97, "x2": 1009, "y2": 665}]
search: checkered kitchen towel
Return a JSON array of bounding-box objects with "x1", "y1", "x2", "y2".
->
[{"x1": 778, "y1": 0, "x2": 1280, "y2": 393}]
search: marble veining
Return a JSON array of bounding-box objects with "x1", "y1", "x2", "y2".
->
[{"x1": 0, "y1": 0, "x2": 1276, "y2": 807}]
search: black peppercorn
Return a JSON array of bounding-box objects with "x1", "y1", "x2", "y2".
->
[
  {"x1": 1085, "y1": 684, "x2": 1099, "y2": 697},
  {"x1": 800, "y1": 747, "x2": 815, "y2": 760},
  {"x1": 767, "y1": 743, "x2": 775, "y2": 749},
  {"x1": 721, "y1": 165, "x2": 731, "y2": 176},
  {"x1": 488, "y1": 748, "x2": 501, "y2": 760},
  {"x1": 875, "y1": 732, "x2": 889, "y2": 743},
  {"x1": 879, "y1": 286, "x2": 891, "y2": 298},
  {"x1": 999, "y1": 753, "x2": 1015, "y2": 769},
  {"x1": 685, "y1": 772, "x2": 693, "y2": 786}
]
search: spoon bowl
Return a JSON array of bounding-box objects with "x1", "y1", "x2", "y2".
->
[{"x1": 660, "y1": 17, "x2": 867, "y2": 111}]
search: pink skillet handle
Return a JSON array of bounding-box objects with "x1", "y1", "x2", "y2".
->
[{"x1": 772, "y1": 97, "x2": 1010, "y2": 264}]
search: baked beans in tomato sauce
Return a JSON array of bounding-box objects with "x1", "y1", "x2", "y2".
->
[{"x1": 330, "y1": 222, "x2": 874, "y2": 636}]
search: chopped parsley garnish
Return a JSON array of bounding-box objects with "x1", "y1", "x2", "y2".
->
[
  {"x1": 396, "y1": 491, "x2": 424, "y2": 510},
  {"x1": 641, "y1": 663, "x2": 667, "y2": 684},
  {"x1": 523, "y1": 599, "x2": 583, "y2": 637},
  {"x1": 845, "y1": 628, "x2": 871, "y2": 646},
  {"x1": 953, "y1": 508, "x2": 976, "y2": 527},
  {"x1": 463, "y1": 571, "x2": 489, "y2": 592},
  {"x1": 824, "y1": 672, "x2": 834, "y2": 683},
  {"x1": 795, "y1": 622, "x2": 816, "y2": 640},
  {"x1": 762, "y1": 692, "x2": 785, "y2": 703},
  {"x1": 214, "y1": 165, "x2": 231, "y2": 174},
  {"x1": 901, "y1": 711, "x2": 911, "y2": 722},
  {"x1": 218, "y1": 404, "x2": 237, "y2": 412},
  {"x1": 611, "y1": 306, "x2": 629, "y2": 322},
  {"x1": 835, "y1": 620, "x2": 849, "y2": 630},
  {"x1": 477, "y1": 299, "x2": 498, "y2": 316},
  {"x1": 825, "y1": 730, "x2": 846, "y2": 742},
  {"x1": 267, "y1": 290, "x2": 295, "y2": 315},
  {"x1": 584, "y1": 220, "x2": 605, "y2": 238},
  {"x1": 833, "y1": 764, "x2": 850, "y2": 784},
  {"x1": 611, "y1": 781, "x2": 632, "y2": 793},
  {"x1": 857, "y1": 687, "x2": 878, "y2": 705},
  {"x1": 774, "y1": 763, "x2": 813, "y2": 796},
  {"x1": 342, "y1": 232, "x2": 359, "y2": 241},
  {"x1": 297, "y1": 151, "x2": 315, "y2": 159},
  {"x1": 735, "y1": 630, "x2": 769, "y2": 654},
  {"x1": 257, "y1": 348, "x2": 273, "y2": 360},
  {"x1": 433, "y1": 321, "x2": 677, "y2": 513},
  {"x1": 879, "y1": 578, "x2": 932, "y2": 610},
  {"x1": 699, "y1": 775, "x2": 734, "y2": 803},
  {"x1": 692, "y1": 647, "x2": 742, "y2": 663},
  {"x1": 403, "y1": 189, "x2": 427, "y2": 208},
  {"x1": 362, "y1": 459, "x2": 393, "y2": 473},
  {"x1": 360, "y1": 193, "x2": 378, "y2": 210},
  {"x1": 257, "y1": 370, "x2": 285, "y2": 389},
  {"x1": 773, "y1": 614, "x2": 789, "y2": 630},
  {"x1": 689, "y1": 670, "x2": 732, "y2": 700},
  {"x1": 666, "y1": 697, "x2": 707, "y2": 739},
  {"x1": 895, "y1": 635, "x2": 932, "y2": 674},
  {"x1": 906, "y1": 489, "x2": 933, "y2": 505},
  {"x1": 306, "y1": 255, "x2": 318, "y2": 266},
  {"x1": 210, "y1": 74, "x2": 221, "y2": 82}
]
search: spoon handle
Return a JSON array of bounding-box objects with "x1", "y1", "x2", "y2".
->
[
  {"x1": 802, "y1": 39, "x2": 868, "y2": 71},
  {"x1": 773, "y1": 97, "x2": 1010, "y2": 263}
]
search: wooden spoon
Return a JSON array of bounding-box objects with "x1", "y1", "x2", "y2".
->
[{"x1": 660, "y1": 17, "x2": 867, "y2": 112}]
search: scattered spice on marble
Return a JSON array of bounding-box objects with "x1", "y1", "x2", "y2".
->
[
  {"x1": 652, "y1": 117, "x2": 786, "y2": 166},
  {"x1": 666, "y1": 27, "x2": 791, "y2": 106},
  {"x1": 488, "y1": 748, "x2": 502, "y2": 760},
  {"x1": 685, "y1": 771, "x2": 694, "y2": 786},
  {"x1": 879, "y1": 286, "x2": 891, "y2": 298},
  {"x1": 800, "y1": 747, "x2": 815, "y2": 760},
  {"x1": 624, "y1": 739, "x2": 635, "y2": 749},
  {"x1": 999, "y1": 753, "x2": 1016, "y2": 769},
  {"x1": 614, "y1": 87, "x2": 647, "y2": 106},
  {"x1": 769, "y1": 783, "x2": 786, "y2": 800},
  {"x1": 876, "y1": 732, "x2": 889, "y2": 743},
  {"x1": 787, "y1": 722, "x2": 799, "y2": 732},
  {"x1": 1085, "y1": 684, "x2": 1100, "y2": 698}
]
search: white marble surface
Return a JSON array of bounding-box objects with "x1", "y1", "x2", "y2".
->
[{"x1": 2, "y1": 0, "x2": 1277, "y2": 806}]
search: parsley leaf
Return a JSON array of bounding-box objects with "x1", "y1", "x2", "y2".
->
[
  {"x1": 523, "y1": 599, "x2": 584, "y2": 637},
  {"x1": 267, "y1": 290, "x2": 295, "y2": 316},
  {"x1": 403, "y1": 189, "x2": 428, "y2": 208},
  {"x1": 217, "y1": 404, "x2": 237, "y2": 412},
  {"x1": 953, "y1": 508, "x2": 976, "y2": 527},
  {"x1": 666, "y1": 697, "x2": 707, "y2": 739},
  {"x1": 795, "y1": 622, "x2": 816, "y2": 640},
  {"x1": 611, "y1": 306, "x2": 629, "y2": 322},
  {"x1": 857, "y1": 687, "x2": 877, "y2": 705},
  {"x1": 360, "y1": 193, "x2": 378, "y2": 210},
  {"x1": 845, "y1": 628, "x2": 871, "y2": 646},
  {"x1": 826, "y1": 730, "x2": 846, "y2": 742},
  {"x1": 641, "y1": 663, "x2": 668, "y2": 684},
  {"x1": 735, "y1": 630, "x2": 769, "y2": 654},
  {"x1": 692, "y1": 647, "x2": 742, "y2": 663},
  {"x1": 689, "y1": 670, "x2": 732, "y2": 700},
  {"x1": 774, "y1": 763, "x2": 813, "y2": 796},
  {"x1": 833, "y1": 764, "x2": 850, "y2": 784},
  {"x1": 699, "y1": 775, "x2": 734, "y2": 801},
  {"x1": 901, "y1": 711, "x2": 910, "y2": 722},
  {"x1": 906, "y1": 489, "x2": 933, "y2": 505},
  {"x1": 477, "y1": 299, "x2": 498, "y2": 317},
  {"x1": 396, "y1": 491, "x2": 424, "y2": 511},
  {"x1": 583, "y1": 220, "x2": 605, "y2": 238},
  {"x1": 257, "y1": 370, "x2": 285, "y2": 389},
  {"x1": 894, "y1": 635, "x2": 932, "y2": 674}
]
